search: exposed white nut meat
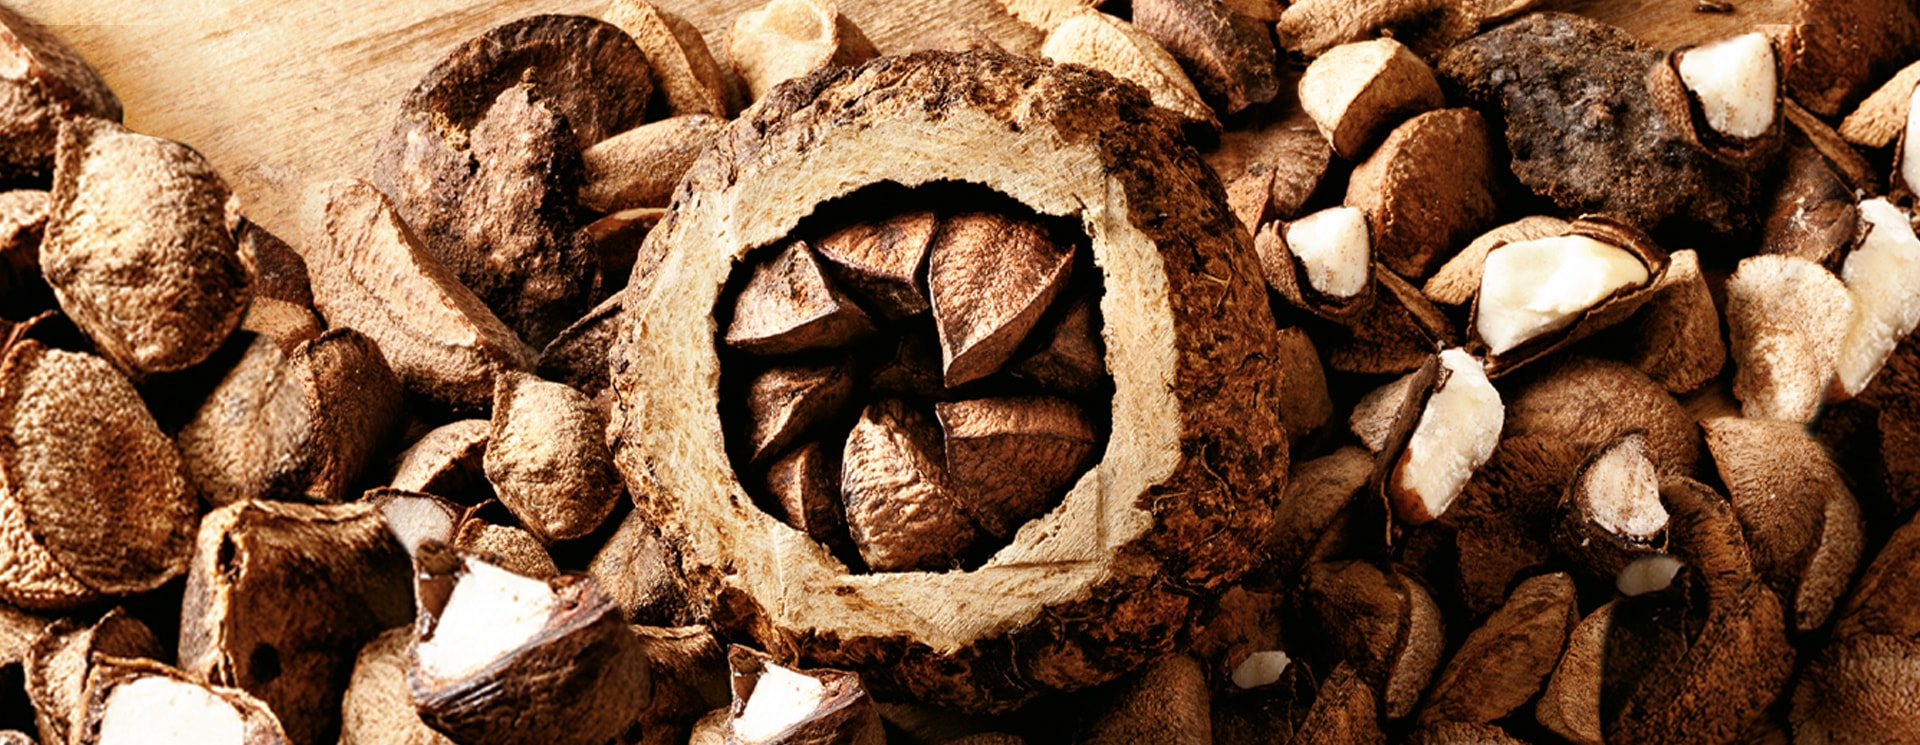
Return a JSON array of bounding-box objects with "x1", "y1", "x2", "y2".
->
[
  {"x1": 1836, "y1": 198, "x2": 1920, "y2": 396},
  {"x1": 1582, "y1": 433, "x2": 1667, "y2": 540},
  {"x1": 735, "y1": 662, "x2": 828, "y2": 743},
  {"x1": 99, "y1": 676, "x2": 246, "y2": 745},
  {"x1": 1230, "y1": 650, "x2": 1292, "y2": 690},
  {"x1": 1676, "y1": 33, "x2": 1777, "y2": 140},
  {"x1": 1394, "y1": 349, "x2": 1503, "y2": 523},
  {"x1": 1285, "y1": 206, "x2": 1371, "y2": 298},
  {"x1": 1477, "y1": 235, "x2": 1649, "y2": 355},
  {"x1": 1616, "y1": 554, "x2": 1684, "y2": 597},
  {"x1": 415, "y1": 561, "x2": 556, "y2": 681}
]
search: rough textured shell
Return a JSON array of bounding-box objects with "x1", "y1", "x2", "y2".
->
[{"x1": 608, "y1": 51, "x2": 1283, "y2": 712}]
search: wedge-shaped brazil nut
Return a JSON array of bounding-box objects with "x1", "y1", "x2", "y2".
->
[
  {"x1": 0, "y1": 339, "x2": 194, "y2": 611},
  {"x1": 43, "y1": 118, "x2": 250, "y2": 377},
  {"x1": 305, "y1": 179, "x2": 534, "y2": 415},
  {"x1": 610, "y1": 51, "x2": 1284, "y2": 712}
]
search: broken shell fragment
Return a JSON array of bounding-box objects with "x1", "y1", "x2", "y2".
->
[
  {"x1": 727, "y1": 647, "x2": 883, "y2": 745},
  {"x1": 727, "y1": 0, "x2": 876, "y2": 102},
  {"x1": 1617, "y1": 249, "x2": 1725, "y2": 394},
  {"x1": 1839, "y1": 61, "x2": 1920, "y2": 149},
  {"x1": 1040, "y1": 11, "x2": 1218, "y2": 127},
  {"x1": 0, "y1": 190, "x2": 52, "y2": 321},
  {"x1": 1415, "y1": 572, "x2": 1577, "y2": 727},
  {"x1": 408, "y1": 560, "x2": 649, "y2": 745},
  {"x1": 1297, "y1": 38, "x2": 1444, "y2": 160},
  {"x1": 1703, "y1": 416, "x2": 1863, "y2": 632},
  {"x1": 605, "y1": 0, "x2": 737, "y2": 118},
  {"x1": 389, "y1": 420, "x2": 493, "y2": 505},
  {"x1": 1724, "y1": 253, "x2": 1852, "y2": 423},
  {"x1": 1343, "y1": 107, "x2": 1498, "y2": 281},
  {"x1": 178, "y1": 328, "x2": 405, "y2": 506},
  {"x1": 340, "y1": 627, "x2": 454, "y2": 745},
  {"x1": 1132, "y1": 0, "x2": 1278, "y2": 114},
  {"x1": 25, "y1": 608, "x2": 160, "y2": 745},
  {"x1": 304, "y1": 179, "x2": 534, "y2": 415},
  {"x1": 580, "y1": 114, "x2": 727, "y2": 213},
  {"x1": 1295, "y1": 561, "x2": 1444, "y2": 720},
  {"x1": 1384, "y1": 349, "x2": 1503, "y2": 525}
]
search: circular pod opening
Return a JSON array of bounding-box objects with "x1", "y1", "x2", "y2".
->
[
  {"x1": 712, "y1": 181, "x2": 1113, "y2": 573},
  {"x1": 611, "y1": 52, "x2": 1283, "y2": 712}
]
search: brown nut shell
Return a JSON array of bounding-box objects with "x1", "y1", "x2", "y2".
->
[{"x1": 609, "y1": 51, "x2": 1283, "y2": 712}]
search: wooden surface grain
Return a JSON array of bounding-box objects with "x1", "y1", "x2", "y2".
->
[{"x1": 9, "y1": 0, "x2": 1041, "y2": 247}]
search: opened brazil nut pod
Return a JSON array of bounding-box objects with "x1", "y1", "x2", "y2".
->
[{"x1": 608, "y1": 51, "x2": 1285, "y2": 711}]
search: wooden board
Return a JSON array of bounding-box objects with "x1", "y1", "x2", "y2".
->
[{"x1": 9, "y1": 0, "x2": 1042, "y2": 247}]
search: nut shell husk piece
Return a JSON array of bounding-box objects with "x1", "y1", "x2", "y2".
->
[
  {"x1": 407, "y1": 567, "x2": 650, "y2": 745},
  {"x1": 1839, "y1": 61, "x2": 1920, "y2": 149},
  {"x1": 0, "y1": 4, "x2": 122, "y2": 184},
  {"x1": 24, "y1": 608, "x2": 158, "y2": 745},
  {"x1": 1077, "y1": 654, "x2": 1210, "y2": 744},
  {"x1": 371, "y1": 15, "x2": 650, "y2": 347},
  {"x1": 389, "y1": 420, "x2": 493, "y2": 505},
  {"x1": 179, "y1": 500, "x2": 414, "y2": 745},
  {"x1": 606, "y1": 0, "x2": 738, "y2": 118},
  {"x1": 1791, "y1": 508, "x2": 1920, "y2": 744},
  {"x1": 1613, "y1": 248, "x2": 1724, "y2": 394},
  {"x1": 1723, "y1": 253, "x2": 1851, "y2": 423},
  {"x1": 609, "y1": 51, "x2": 1283, "y2": 712},
  {"x1": 340, "y1": 627, "x2": 454, "y2": 745},
  {"x1": 588, "y1": 511, "x2": 697, "y2": 627},
  {"x1": 581, "y1": 115, "x2": 728, "y2": 213},
  {"x1": 304, "y1": 179, "x2": 535, "y2": 415},
  {"x1": 0, "y1": 339, "x2": 195, "y2": 611},
  {"x1": 1132, "y1": 0, "x2": 1278, "y2": 115},
  {"x1": 1415, "y1": 572, "x2": 1576, "y2": 727},
  {"x1": 1040, "y1": 11, "x2": 1219, "y2": 129},
  {"x1": 1702, "y1": 416, "x2": 1864, "y2": 632},
  {"x1": 484, "y1": 370, "x2": 622, "y2": 543},
  {"x1": 1294, "y1": 561, "x2": 1444, "y2": 720},
  {"x1": 43, "y1": 117, "x2": 250, "y2": 377},
  {"x1": 78, "y1": 656, "x2": 289, "y2": 745},
  {"x1": 179, "y1": 329, "x2": 404, "y2": 507},
  {"x1": 1604, "y1": 476, "x2": 1796, "y2": 745},
  {"x1": 1343, "y1": 107, "x2": 1497, "y2": 281},
  {"x1": 1761, "y1": 143, "x2": 1858, "y2": 266},
  {"x1": 727, "y1": 0, "x2": 877, "y2": 104},
  {"x1": 1438, "y1": 12, "x2": 1760, "y2": 235}
]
